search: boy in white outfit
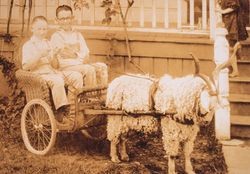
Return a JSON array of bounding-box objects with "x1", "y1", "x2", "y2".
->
[
  {"x1": 22, "y1": 16, "x2": 83, "y2": 122},
  {"x1": 50, "y1": 5, "x2": 108, "y2": 87}
]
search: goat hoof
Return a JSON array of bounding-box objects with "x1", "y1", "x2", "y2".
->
[
  {"x1": 121, "y1": 155, "x2": 129, "y2": 162},
  {"x1": 168, "y1": 170, "x2": 176, "y2": 174},
  {"x1": 111, "y1": 157, "x2": 121, "y2": 163},
  {"x1": 186, "y1": 171, "x2": 195, "y2": 174}
]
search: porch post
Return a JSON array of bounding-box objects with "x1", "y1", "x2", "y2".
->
[
  {"x1": 189, "y1": 0, "x2": 194, "y2": 30},
  {"x1": 213, "y1": 1, "x2": 231, "y2": 140},
  {"x1": 177, "y1": 0, "x2": 182, "y2": 29},
  {"x1": 164, "y1": 0, "x2": 169, "y2": 28},
  {"x1": 152, "y1": 0, "x2": 156, "y2": 28},
  {"x1": 140, "y1": 0, "x2": 144, "y2": 27},
  {"x1": 214, "y1": 27, "x2": 231, "y2": 140},
  {"x1": 209, "y1": 0, "x2": 216, "y2": 38},
  {"x1": 90, "y1": 0, "x2": 95, "y2": 25},
  {"x1": 202, "y1": 0, "x2": 207, "y2": 30}
]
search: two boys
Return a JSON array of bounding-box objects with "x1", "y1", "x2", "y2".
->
[
  {"x1": 22, "y1": 5, "x2": 108, "y2": 124},
  {"x1": 22, "y1": 16, "x2": 82, "y2": 124}
]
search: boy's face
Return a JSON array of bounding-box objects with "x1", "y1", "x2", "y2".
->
[
  {"x1": 31, "y1": 20, "x2": 48, "y2": 39},
  {"x1": 56, "y1": 10, "x2": 73, "y2": 30}
]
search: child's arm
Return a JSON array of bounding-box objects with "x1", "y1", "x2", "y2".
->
[
  {"x1": 60, "y1": 44, "x2": 79, "y2": 59},
  {"x1": 216, "y1": 7, "x2": 234, "y2": 14},
  {"x1": 50, "y1": 33, "x2": 79, "y2": 59},
  {"x1": 22, "y1": 43, "x2": 50, "y2": 71},
  {"x1": 22, "y1": 43, "x2": 40, "y2": 71},
  {"x1": 77, "y1": 32, "x2": 90, "y2": 63},
  {"x1": 216, "y1": 1, "x2": 239, "y2": 15}
]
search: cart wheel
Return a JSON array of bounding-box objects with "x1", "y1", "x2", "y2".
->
[{"x1": 21, "y1": 99, "x2": 57, "y2": 155}]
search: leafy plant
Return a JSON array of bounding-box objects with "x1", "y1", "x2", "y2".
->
[
  {"x1": 0, "y1": 56, "x2": 25, "y2": 142},
  {"x1": 73, "y1": 0, "x2": 90, "y2": 10},
  {"x1": 74, "y1": 0, "x2": 144, "y2": 73}
]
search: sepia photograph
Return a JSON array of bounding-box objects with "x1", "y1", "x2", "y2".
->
[{"x1": 0, "y1": 0, "x2": 250, "y2": 173}]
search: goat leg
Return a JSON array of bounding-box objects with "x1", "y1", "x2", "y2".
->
[
  {"x1": 168, "y1": 156, "x2": 177, "y2": 174},
  {"x1": 184, "y1": 140, "x2": 195, "y2": 174},
  {"x1": 110, "y1": 138, "x2": 121, "y2": 163},
  {"x1": 119, "y1": 135, "x2": 129, "y2": 161}
]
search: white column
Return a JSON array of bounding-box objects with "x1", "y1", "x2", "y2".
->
[
  {"x1": 177, "y1": 0, "x2": 182, "y2": 29},
  {"x1": 152, "y1": 0, "x2": 156, "y2": 28},
  {"x1": 209, "y1": 0, "x2": 216, "y2": 38},
  {"x1": 140, "y1": 0, "x2": 144, "y2": 27},
  {"x1": 164, "y1": 0, "x2": 169, "y2": 28},
  {"x1": 202, "y1": 0, "x2": 207, "y2": 30},
  {"x1": 214, "y1": 27, "x2": 231, "y2": 140},
  {"x1": 190, "y1": 0, "x2": 194, "y2": 30}
]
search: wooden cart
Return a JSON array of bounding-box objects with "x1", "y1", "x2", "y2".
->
[{"x1": 16, "y1": 69, "x2": 165, "y2": 155}]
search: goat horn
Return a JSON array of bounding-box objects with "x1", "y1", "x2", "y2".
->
[
  {"x1": 197, "y1": 73, "x2": 217, "y2": 96},
  {"x1": 189, "y1": 52, "x2": 200, "y2": 74},
  {"x1": 189, "y1": 52, "x2": 217, "y2": 95}
]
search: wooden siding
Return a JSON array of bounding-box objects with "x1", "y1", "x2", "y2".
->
[{"x1": 0, "y1": 30, "x2": 215, "y2": 85}]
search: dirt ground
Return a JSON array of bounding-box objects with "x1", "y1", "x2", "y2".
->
[{"x1": 0, "y1": 121, "x2": 227, "y2": 174}]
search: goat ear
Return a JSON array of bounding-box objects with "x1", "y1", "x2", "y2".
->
[{"x1": 199, "y1": 90, "x2": 211, "y2": 114}]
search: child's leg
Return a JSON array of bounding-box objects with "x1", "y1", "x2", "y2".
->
[
  {"x1": 229, "y1": 40, "x2": 239, "y2": 77},
  {"x1": 91, "y1": 62, "x2": 108, "y2": 86},
  {"x1": 40, "y1": 74, "x2": 69, "y2": 110},
  {"x1": 60, "y1": 71, "x2": 83, "y2": 121},
  {"x1": 61, "y1": 71, "x2": 83, "y2": 90},
  {"x1": 62, "y1": 64, "x2": 96, "y2": 87}
]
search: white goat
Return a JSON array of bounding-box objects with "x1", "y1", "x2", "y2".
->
[
  {"x1": 157, "y1": 75, "x2": 216, "y2": 174},
  {"x1": 105, "y1": 54, "x2": 222, "y2": 174}
]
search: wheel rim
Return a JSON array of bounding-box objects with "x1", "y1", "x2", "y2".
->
[{"x1": 21, "y1": 99, "x2": 56, "y2": 155}]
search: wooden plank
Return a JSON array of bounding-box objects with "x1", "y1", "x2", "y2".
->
[
  {"x1": 231, "y1": 125, "x2": 250, "y2": 138},
  {"x1": 199, "y1": 60, "x2": 215, "y2": 76},
  {"x1": 168, "y1": 58, "x2": 182, "y2": 77},
  {"x1": 139, "y1": 57, "x2": 154, "y2": 74},
  {"x1": 153, "y1": 58, "x2": 168, "y2": 77},
  {"x1": 108, "y1": 56, "x2": 125, "y2": 80},
  {"x1": 231, "y1": 115, "x2": 250, "y2": 126},
  {"x1": 86, "y1": 38, "x2": 213, "y2": 60},
  {"x1": 182, "y1": 59, "x2": 195, "y2": 75},
  {"x1": 229, "y1": 94, "x2": 250, "y2": 103},
  {"x1": 129, "y1": 41, "x2": 213, "y2": 60},
  {"x1": 125, "y1": 57, "x2": 141, "y2": 74},
  {"x1": 82, "y1": 109, "x2": 173, "y2": 116},
  {"x1": 83, "y1": 109, "x2": 124, "y2": 115},
  {"x1": 90, "y1": 55, "x2": 107, "y2": 63}
]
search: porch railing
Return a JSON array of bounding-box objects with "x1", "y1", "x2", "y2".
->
[{"x1": 0, "y1": 0, "x2": 216, "y2": 37}]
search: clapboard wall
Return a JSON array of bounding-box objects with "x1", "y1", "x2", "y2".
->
[
  {"x1": 0, "y1": 29, "x2": 215, "y2": 96},
  {"x1": 83, "y1": 29, "x2": 215, "y2": 80}
]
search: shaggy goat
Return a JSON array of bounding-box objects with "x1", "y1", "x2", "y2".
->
[
  {"x1": 105, "y1": 54, "x2": 226, "y2": 173},
  {"x1": 106, "y1": 75, "x2": 217, "y2": 165},
  {"x1": 156, "y1": 75, "x2": 216, "y2": 174}
]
